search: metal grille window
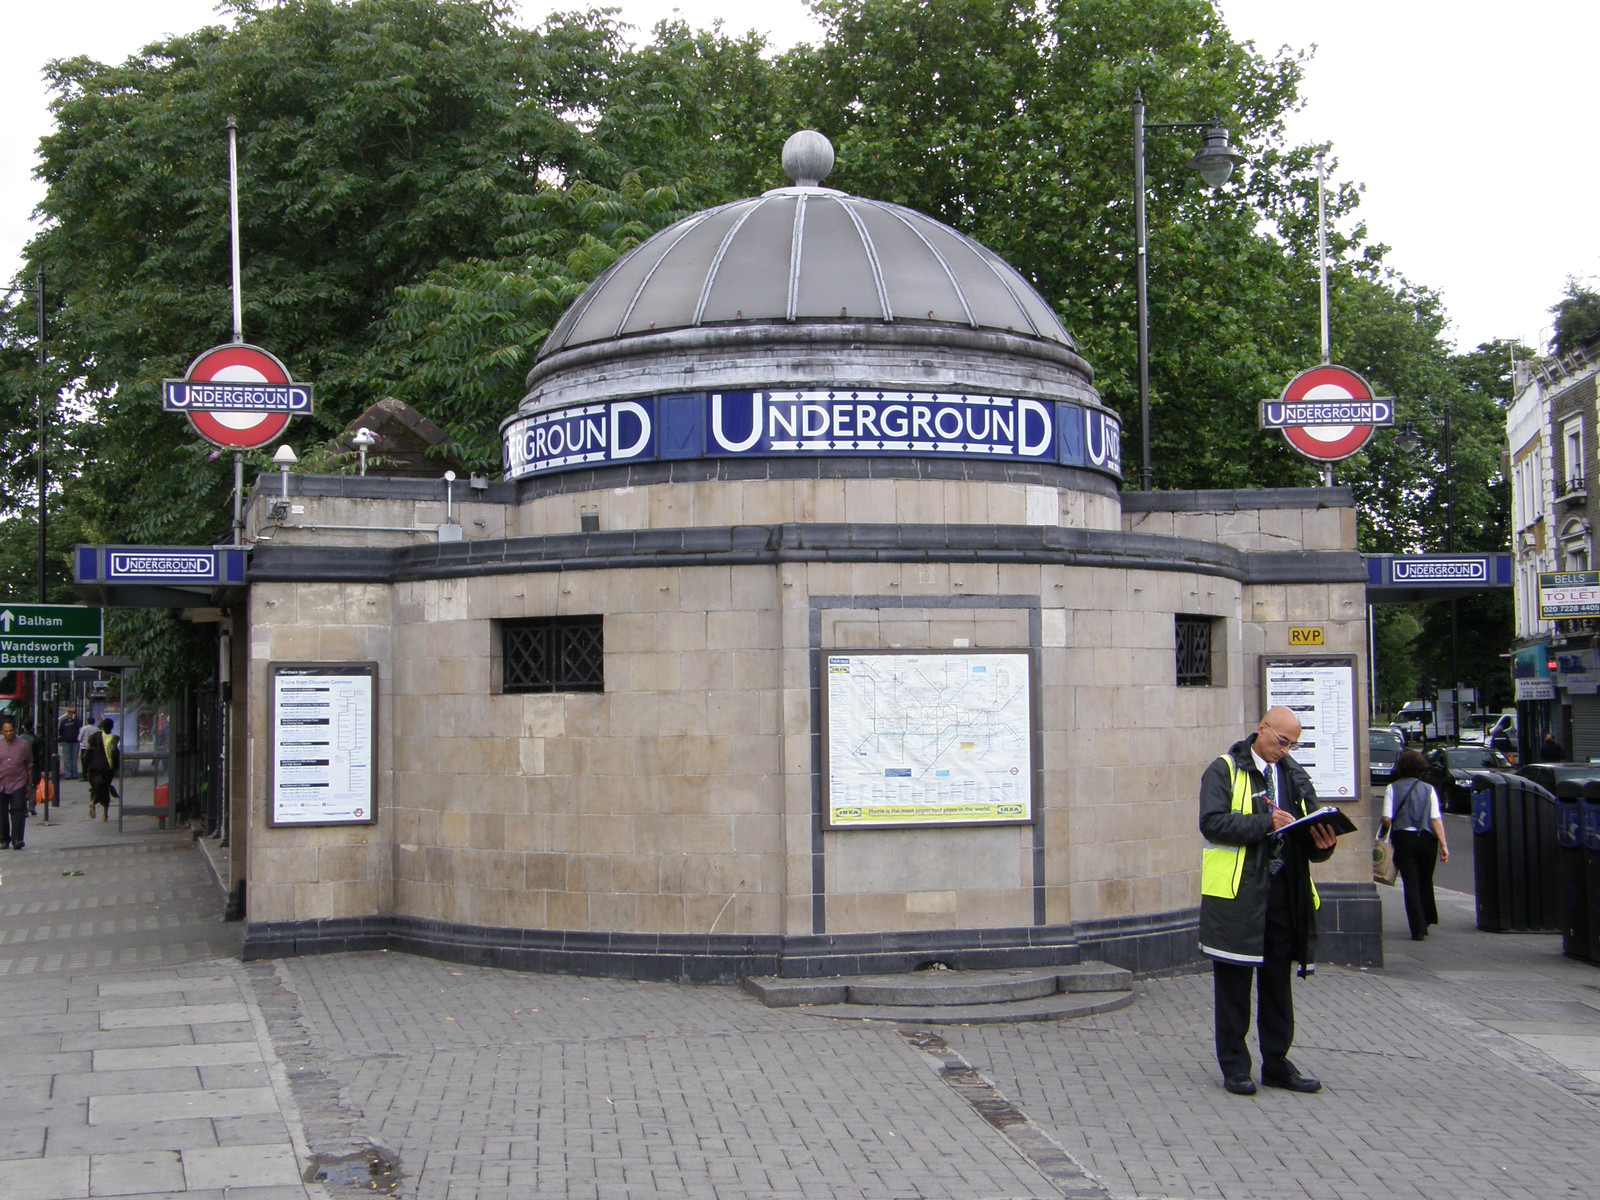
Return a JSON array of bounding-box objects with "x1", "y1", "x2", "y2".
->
[
  {"x1": 503, "y1": 617, "x2": 604, "y2": 693},
  {"x1": 1175, "y1": 615, "x2": 1215, "y2": 687}
]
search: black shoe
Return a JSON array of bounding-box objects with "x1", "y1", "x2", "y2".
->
[
  {"x1": 1262, "y1": 1066, "x2": 1321, "y2": 1093},
  {"x1": 12, "y1": 843, "x2": 23, "y2": 850},
  {"x1": 0, "y1": 842, "x2": 9, "y2": 850},
  {"x1": 1223, "y1": 1074, "x2": 1256, "y2": 1095}
]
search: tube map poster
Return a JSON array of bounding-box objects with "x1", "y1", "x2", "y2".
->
[{"x1": 824, "y1": 650, "x2": 1034, "y2": 827}]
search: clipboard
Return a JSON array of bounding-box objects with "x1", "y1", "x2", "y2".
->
[{"x1": 1278, "y1": 805, "x2": 1358, "y2": 837}]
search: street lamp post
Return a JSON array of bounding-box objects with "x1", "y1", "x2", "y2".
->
[{"x1": 1132, "y1": 88, "x2": 1245, "y2": 491}]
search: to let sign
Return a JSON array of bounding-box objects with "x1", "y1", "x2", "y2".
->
[
  {"x1": 0, "y1": 604, "x2": 104, "y2": 668},
  {"x1": 1539, "y1": 571, "x2": 1600, "y2": 621}
]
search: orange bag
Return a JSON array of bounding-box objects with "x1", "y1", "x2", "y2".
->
[{"x1": 35, "y1": 777, "x2": 55, "y2": 804}]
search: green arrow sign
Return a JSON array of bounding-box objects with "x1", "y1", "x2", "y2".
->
[{"x1": 0, "y1": 604, "x2": 104, "y2": 668}]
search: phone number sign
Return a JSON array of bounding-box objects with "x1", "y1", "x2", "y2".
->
[{"x1": 1539, "y1": 571, "x2": 1600, "y2": 620}]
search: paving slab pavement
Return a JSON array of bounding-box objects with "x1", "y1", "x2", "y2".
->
[{"x1": 6, "y1": 784, "x2": 1600, "y2": 1198}]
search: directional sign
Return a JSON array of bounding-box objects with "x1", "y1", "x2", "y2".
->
[
  {"x1": 0, "y1": 603, "x2": 103, "y2": 669},
  {"x1": 162, "y1": 343, "x2": 313, "y2": 450},
  {"x1": 1259, "y1": 364, "x2": 1393, "y2": 462}
]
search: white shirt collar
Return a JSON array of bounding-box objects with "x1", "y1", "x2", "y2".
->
[{"x1": 1250, "y1": 744, "x2": 1272, "y2": 776}]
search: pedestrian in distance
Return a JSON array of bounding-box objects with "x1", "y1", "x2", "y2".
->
[
  {"x1": 58, "y1": 707, "x2": 82, "y2": 780},
  {"x1": 21, "y1": 719, "x2": 46, "y2": 815},
  {"x1": 1198, "y1": 705, "x2": 1338, "y2": 1096},
  {"x1": 1540, "y1": 732, "x2": 1566, "y2": 762},
  {"x1": 0, "y1": 716, "x2": 34, "y2": 849},
  {"x1": 1380, "y1": 749, "x2": 1450, "y2": 941},
  {"x1": 78, "y1": 717, "x2": 97, "y2": 780},
  {"x1": 84, "y1": 718, "x2": 119, "y2": 821}
]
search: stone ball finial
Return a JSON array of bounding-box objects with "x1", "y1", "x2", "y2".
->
[{"x1": 782, "y1": 130, "x2": 834, "y2": 188}]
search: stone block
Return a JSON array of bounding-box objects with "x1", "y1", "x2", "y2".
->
[
  {"x1": 637, "y1": 892, "x2": 688, "y2": 932},
  {"x1": 1040, "y1": 606, "x2": 1068, "y2": 648},
  {"x1": 793, "y1": 478, "x2": 848, "y2": 523},
  {"x1": 546, "y1": 891, "x2": 587, "y2": 930},
  {"x1": 985, "y1": 484, "x2": 1028, "y2": 524},
  {"x1": 655, "y1": 609, "x2": 711, "y2": 653}
]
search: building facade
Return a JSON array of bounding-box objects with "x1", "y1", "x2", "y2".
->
[{"x1": 222, "y1": 135, "x2": 1379, "y2": 981}]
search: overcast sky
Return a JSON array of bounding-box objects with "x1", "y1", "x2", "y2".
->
[{"x1": 4, "y1": 0, "x2": 1595, "y2": 355}]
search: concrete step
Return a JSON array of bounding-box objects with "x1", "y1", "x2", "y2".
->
[
  {"x1": 795, "y1": 988, "x2": 1134, "y2": 1025},
  {"x1": 744, "y1": 961, "x2": 1135, "y2": 1018}
]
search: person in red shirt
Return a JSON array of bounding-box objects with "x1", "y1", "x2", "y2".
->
[{"x1": 0, "y1": 716, "x2": 35, "y2": 849}]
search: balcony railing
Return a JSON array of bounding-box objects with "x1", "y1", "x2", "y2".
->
[{"x1": 1555, "y1": 474, "x2": 1588, "y2": 501}]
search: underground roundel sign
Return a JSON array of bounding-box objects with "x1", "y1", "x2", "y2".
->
[
  {"x1": 161, "y1": 343, "x2": 314, "y2": 450},
  {"x1": 1259, "y1": 364, "x2": 1392, "y2": 463}
]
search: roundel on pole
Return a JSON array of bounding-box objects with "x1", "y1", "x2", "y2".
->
[
  {"x1": 161, "y1": 343, "x2": 314, "y2": 450},
  {"x1": 1263, "y1": 364, "x2": 1392, "y2": 463}
]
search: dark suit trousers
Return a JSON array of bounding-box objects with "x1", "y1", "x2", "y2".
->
[
  {"x1": 1392, "y1": 828, "x2": 1440, "y2": 938},
  {"x1": 1213, "y1": 867, "x2": 1295, "y2": 1078}
]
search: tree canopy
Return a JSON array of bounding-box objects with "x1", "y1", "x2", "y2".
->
[{"x1": 0, "y1": 0, "x2": 1520, "y2": 698}]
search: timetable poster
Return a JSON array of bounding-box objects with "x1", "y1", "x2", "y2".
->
[
  {"x1": 1262, "y1": 656, "x2": 1359, "y2": 801},
  {"x1": 270, "y1": 663, "x2": 377, "y2": 826}
]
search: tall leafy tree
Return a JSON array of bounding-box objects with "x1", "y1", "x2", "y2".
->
[
  {"x1": 26, "y1": 0, "x2": 626, "y2": 550},
  {"x1": 3, "y1": 0, "x2": 1522, "y2": 701},
  {"x1": 776, "y1": 0, "x2": 1341, "y2": 490}
]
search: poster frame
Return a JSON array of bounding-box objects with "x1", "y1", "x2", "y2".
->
[
  {"x1": 820, "y1": 647, "x2": 1037, "y2": 830},
  {"x1": 1259, "y1": 654, "x2": 1360, "y2": 802},
  {"x1": 268, "y1": 660, "x2": 379, "y2": 828}
]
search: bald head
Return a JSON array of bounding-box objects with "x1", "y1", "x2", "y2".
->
[{"x1": 1255, "y1": 707, "x2": 1302, "y2": 765}]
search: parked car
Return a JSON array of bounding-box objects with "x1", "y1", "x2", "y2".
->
[
  {"x1": 1424, "y1": 746, "x2": 1514, "y2": 814},
  {"x1": 1369, "y1": 728, "x2": 1403, "y2": 783}
]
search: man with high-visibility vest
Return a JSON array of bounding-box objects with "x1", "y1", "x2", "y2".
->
[{"x1": 1198, "y1": 706, "x2": 1338, "y2": 1096}]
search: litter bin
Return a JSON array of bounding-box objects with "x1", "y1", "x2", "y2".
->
[
  {"x1": 1555, "y1": 782, "x2": 1588, "y2": 960},
  {"x1": 1584, "y1": 787, "x2": 1600, "y2": 963},
  {"x1": 1472, "y1": 772, "x2": 1562, "y2": 933}
]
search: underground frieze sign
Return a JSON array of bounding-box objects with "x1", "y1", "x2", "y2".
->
[{"x1": 502, "y1": 390, "x2": 1121, "y2": 481}]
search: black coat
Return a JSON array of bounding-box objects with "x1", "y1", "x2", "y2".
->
[{"x1": 1198, "y1": 735, "x2": 1334, "y2": 968}]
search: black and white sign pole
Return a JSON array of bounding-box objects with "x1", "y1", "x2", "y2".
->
[
  {"x1": 227, "y1": 115, "x2": 245, "y2": 545},
  {"x1": 1316, "y1": 149, "x2": 1334, "y2": 488}
]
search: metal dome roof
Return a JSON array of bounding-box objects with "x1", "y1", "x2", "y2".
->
[{"x1": 537, "y1": 132, "x2": 1074, "y2": 360}]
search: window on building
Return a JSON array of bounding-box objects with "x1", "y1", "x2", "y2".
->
[
  {"x1": 502, "y1": 616, "x2": 604, "y2": 693},
  {"x1": 1175, "y1": 615, "x2": 1217, "y2": 687},
  {"x1": 1559, "y1": 516, "x2": 1592, "y2": 575},
  {"x1": 1564, "y1": 420, "x2": 1585, "y2": 493}
]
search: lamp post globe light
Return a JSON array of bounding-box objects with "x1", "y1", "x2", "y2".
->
[{"x1": 1132, "y1": 88, "x2": 1245, "y2": 491}]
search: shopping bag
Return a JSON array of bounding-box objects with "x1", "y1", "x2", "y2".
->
[{"x1": 1372, "y1": 834, "x2": 1398, "y2": 886}]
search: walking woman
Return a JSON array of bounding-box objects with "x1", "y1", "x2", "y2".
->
[
  {"x1": 1381, "y1": 749, "x2": 1451, "y2": 940},
  {"x1": 84, "y1": 718, "x2": 119, "y2": 821}
]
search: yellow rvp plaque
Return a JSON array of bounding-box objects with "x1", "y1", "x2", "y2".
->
[{"x1": 1288, "y1": 627, "x2": 1325, "y2": 647}]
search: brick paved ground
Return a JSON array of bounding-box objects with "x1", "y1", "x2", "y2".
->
[
  {"x1": 263, "y1": 883, "x2": 1600, "y2": 1200},
  {"x1": 7, "y1": 785, "x2": 1600, "y2": 1200}
]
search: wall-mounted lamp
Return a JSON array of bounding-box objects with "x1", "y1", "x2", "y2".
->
[
  {"x1": 350, "y1": 427, "x2": 377, "y2": 475},
  {"x1": 272, "y1": 444, "x2": 297, "y2": 500}
]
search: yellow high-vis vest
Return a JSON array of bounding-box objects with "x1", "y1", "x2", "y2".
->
[{"x1": 1200, "y1": 754, "x2": 1319, "y2": 908}]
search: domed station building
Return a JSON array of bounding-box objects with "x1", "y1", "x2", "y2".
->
[{"x1": 230, "y1": 133, "x2": 1377, "y2": 980}]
